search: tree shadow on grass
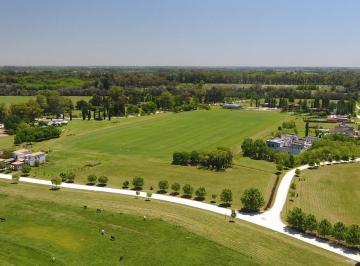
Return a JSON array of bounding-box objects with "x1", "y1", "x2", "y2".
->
[
  {"x1": 218, "y1": 203, "x2": 231, "y2": 208},
  {"x1": 96, "y1": 183, "x2": 107, "y2": 187},
  {"x1": 170, "y1": 192, "x2": 179, "y2": 196},
  {"x1": 86, "y1": 182, "x2": 96, "y2": 186},
  {"x1": 284, "y1": 226, "x2": 360, "y2": 256},
  {"x1": 194, "y1": 196, "x2": 205, "y2": 202},
  {"x1": 181, "y1": 195, "x2": 192, "y2": 199},
  {"x1": 131, "y1": 187, "x2": 143, "y2": 191},
  {"x1": 49, "y1": 187, "x2": 60, "y2": 191},
  {"x1": 156, "y1": 190, "x2": 167, "y2": 194}
]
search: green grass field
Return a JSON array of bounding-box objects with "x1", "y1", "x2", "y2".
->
[
  {"x1": 0, "y1": 180, "x2": 352, "y2": 266},
  {"x1": 0, "y1": 95, "x2": 90, "y2": 106},
  {"x1": 282, "y1": 163, "x2": 360, "y2": 225},
  {"x1": 4, "y1": 109, "x2": 291, "y2": 209}
]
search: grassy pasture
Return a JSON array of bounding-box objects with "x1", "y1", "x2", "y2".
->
[
  {"x1": 0, "y1": 95, "x2": 91, "y2": 106},
  {"x1": 282, "y1": 163, "x2": 360, "y2": 225},
  {"x1": 11, "y1": 109, "x2": 291, "y2": 209},
  {"x1": 0, "y1": 180, "x2": 352, "y2": 266}
]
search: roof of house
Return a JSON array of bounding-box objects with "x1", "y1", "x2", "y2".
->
[
  {"x1": 11, "y1": 161, "x2": 24, "y2": 165},
  {"x1": 31, "y1": 152, "x2": 46, "y2": 156},
  {"x1": 13, "y1": 149, "x2": 30, "y2": 154}
]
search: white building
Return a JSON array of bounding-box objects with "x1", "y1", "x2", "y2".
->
[{"x1": 266, "y1": 135, "x2": 317, "y2": 155}]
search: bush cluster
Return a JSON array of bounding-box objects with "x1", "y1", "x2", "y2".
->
[
  {"x1": 14, "y1": 126, "x2": 61, "y2": 144},
  {"x1": 172, "y1": 147, "x2": 233, "y2": 171}
]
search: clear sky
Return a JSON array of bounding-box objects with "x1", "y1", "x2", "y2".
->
[{"x1": 1, "y1": 0, "x2": 359, "y2": 67}]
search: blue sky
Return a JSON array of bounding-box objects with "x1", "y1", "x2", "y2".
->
[{"x1": 1, "y1": 0, "x2": 359, "y2": 66}]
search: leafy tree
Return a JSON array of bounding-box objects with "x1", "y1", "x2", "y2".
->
[
  {"x1": 141, "y1": 101, "x2": 157, "y2": 115},
  {"x1": 126, "y1": 104, "x2": 140, "y2": 116},
  {"x1": 182, "y1": 184, "x2": 194, "y2": 198},
  {"x1": 318, "y1": 219, "x2": 332, "y2": 238},
  {"x1": 132, "y1": 176, "x2": 144, "y2": 190},
  {"x1": 172, "y1": 152, "x2": 190, "y2": 165},
  {"x1": 60, "y1": 172, "x2": 67, "y2": 182},
  {"x1": 286, "y1": 207, "x2": 306, "y2": 231},
  {"x1": 122, "y1": 180, "x2": 130, "y2": 188},
  {"x1": 21, "y1": 164, "x2": 31, "y2": 176},
  {"x1": 51, "y1": 177, "x2": 62, "y2": 190},
  {"x1": 171, "y1": 182, "x2": 181, "y2": 194},
  {"x1": 240, "y1": 188, "x2": 265, "y2": 212},
  {"x1": 158, "y1": 91, "x2": 174, "y2": 111},
  {"x1": 220, "y1": 189, "x2": 233, "y2": 206},
  {"x1": 345, "y1": 224, "x2": 360, "y2": 246},
  {"x1": 276, "y1": 164, "x2": 283, "y2": 174},
  {"x1": 66, "y1": 172, "x2": 76, "y2": 183},
  {"x1": 295, "y1": 169, "x2": 301, "y2": 177},
  {"x1": 332, "y1": 222, "x2": 346, "y2": 241},
  {"x1": 190, "y1": 150, "x2": 200, "y2": 165},
  {"x1": 146, "y1": 192, "x2": 152, "y2": 201},
  {"x1": 195, "y1": 187, "x2": 206, "y2": 200},
  {"x1": 87, "y1": 174, "x2": 97, "y2": 185},
  {"x1": 304, "y1": 214, "x2": 318, "y2": 233},
  {"x1": 158, "y1": 180, "x2": 169, "y2": 192},
  {"x1": 98, "y1": 176, "x2": 109, "y2": 186}
]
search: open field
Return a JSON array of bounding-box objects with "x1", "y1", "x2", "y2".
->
[
  {"x1": 0, "y1": 180, "x2": 353, "y2": 266},
  {"x1": 0, "y1": 95, "x2": 91, "y2": 106},
  {"x1": 4, "y1": 109, "x2": 291, "y2": 209},
  {"x1": 282, "y1": 163, "x2": 360, "y2": 225},
  {"x1": 0, "y1": 182, "x2": 252, "y2": 266}
]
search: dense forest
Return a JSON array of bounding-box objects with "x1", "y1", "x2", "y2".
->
[{"x1": 0, "y1": 67, "x2": 360, "y2": 96}]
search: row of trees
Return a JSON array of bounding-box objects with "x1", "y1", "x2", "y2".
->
[
  {"x1": 76, "y1": 87, "x2": 202, "y2": 121},
  {"x1": 2, "y1": 68, "x2": 360, "y2": 91},
  {"x1": 287, "y1": 208, "x2": 360, "y2": 248},
  {"x1": 67, "y1": 174, "x2": 266, "y2": 212},
  {"x1": 172, "y1": 147, "x2": 233, "y2": 171}
]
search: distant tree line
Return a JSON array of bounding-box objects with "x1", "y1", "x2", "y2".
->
[
  {"x1": 1, "y1": 68, "x2": 360, "y2": 91},
  {"x1": 172, "y1": 147, "x2": 233, "y2": 171}
]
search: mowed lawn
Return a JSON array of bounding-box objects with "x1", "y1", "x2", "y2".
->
[
  {"x1": 0, "y1": 180, "x2": 352, "y2": 266},
  {"x1": 0, "y1": 95, "x2": 91, "y2": 106},
  {"x1": 283, "y1": 163, "x2": 360, "y2": 225},
  {"x1": 25, "y1": 109, "x2": 290, "y2": 209},
  {"x1": 0, "y1": 184, "x2": 253, "y2": 266}
]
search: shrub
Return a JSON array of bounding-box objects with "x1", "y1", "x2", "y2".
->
[
  {"x1": 98, "y1": 176, "x2": 109, "y2": 186},
  {"x1": 51, "y1": 177, "x2": 62, "y2": 189},
  {"x1": 220, "y1": 189, "x2": 233, "y2": 206},
  {"x1": 132, "y1": 176, "x2": 144, "y2": 190},
  {"x1": 171, "y1": 182, "x2": 181, "y2": 194},
  {"x1": 14, "y1": 126, "x2": 61, "y2": 144},
  {"x1": 195, "y1": 187, "x2": 206, "y2": 200},
  {"x1": 122, "y1": 180, "x2": 130, "y2": 188},
  {"x1": 172, "y1": 152, "x2": 190, "y2": 165},
  {"x1": 87, "y1": 174, "x2": 97, "y2": 185},
  {"x1": 182, "y1": 184, "x2": 194, "y2": 198},
  {"x1": 158, "y1": 180, "x2": 169, "y2": 192},
  {"x1": 286, "y1": 207, "x2": 306, "y2": 231},
  {"x1": 318, "y1": 219, "x2": 332, "y2": 238},
  {"x1": 21, "y1": 164, "x2": 31, "y2": 176}
]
